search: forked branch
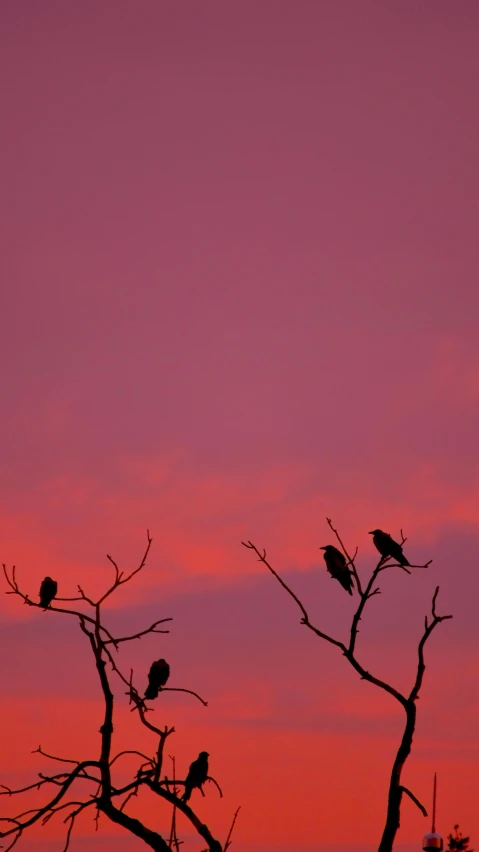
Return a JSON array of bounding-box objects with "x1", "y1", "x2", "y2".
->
[
  {"x1": 241, "y1": 541, "x2": 345, "y2": 651},
  {"x1": 409, "y1": 586, "x2": 452, "y2": 702}
]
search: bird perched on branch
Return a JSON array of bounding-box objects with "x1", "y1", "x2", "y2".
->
[
  {"x1": 182, "y1": 751, "x2": 209, "y2": 802},
  {"x1": 144, "y1": 658, "x2": 170, "y2": 700},
  {"x1": 320, "y1": 545, "x2": 354, "y2": 595},
  {"x1": 39, "y1": 577, "x2": 58, "y2": 609},
  {"x1": 368, "y1": 529, "x2": 410, "y2": 566}
]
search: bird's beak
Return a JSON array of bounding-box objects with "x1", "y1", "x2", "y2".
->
[
  {"x1": 368, "y1": 531, "x2": 374, "y2": 534},
  {"x1": 319, "y1": 546, "x2": 326, "y2": 550}
]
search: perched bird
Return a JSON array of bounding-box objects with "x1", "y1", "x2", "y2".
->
[
  {"x1": 182, "y1": 751, "x2": 209, "y2": 802},
  {"x1": 144, "y1": 658, "x2": 170, "y2": 700},
  {"x1": 39, "y1": 576, "x2": 58, "y2": 609},
  {"x1": 320, "y1": 545, "x2": 354, "y2": 595},
  {"x1": 368, "y1": 530, "x2": 410, "y2": 566}
]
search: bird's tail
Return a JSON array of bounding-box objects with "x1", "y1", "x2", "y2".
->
[
  {"x1": 182, "y1": 785, "x2": 192, "y2": 803},
  {"x1": 398, "y1": 554, "x2": 410, "y2": 566},
  {"x1": 144, "y1": 685, "x2": 159, "y2": 700}
]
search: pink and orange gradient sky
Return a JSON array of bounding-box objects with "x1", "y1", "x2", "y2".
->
[{"x1": 1, "y1": 2, "x2": 479, "y2": 850}]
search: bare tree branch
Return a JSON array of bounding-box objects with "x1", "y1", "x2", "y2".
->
[
  {"x1": 243, "y1": 518, "x2": 452, "y2": 852},
  {"x1": 241, "y1": 541, "x2": 345, "y2": 651},
  {"x1": 103, "y1": 618, "x2": 172, "y2": 645},
  {"x1": 223, "y1": 806, "x2": 241, "y2": 851},
  {"x1": 326, "y1": 517, "x2": 363, "y2": 595},
  {"x1": 0, "y1": 762, "x2": 100, "y2": 842},
  {"x1": 409, "y1": 586, "x2": 452, "y2": 702},
  {"x1": 242, "y1": 540, "x2": 408, "y2": 707},
  {"x1": 1, "y1": 532, "x2": 225, "y2": 852},
  {"x1": 109, "y1": 750, "x2": 154, "y2": 769},
  {"x1": 205, "y1": 777, "x2": 223, "y2": 798},
  {"x1": 2, "y1": 564, "x2": 118, "y2": 645},
  {"x1": 159, "y1": 687, "x2": 208, "y2": 707},
  {"x1": 98, "y1": 529, "x2": 153, "y2": 606},
  {"x1": 400, "y1": 786, "x2": 428, "y2": 817},
  {"x1": 33, "y1": 746, "x2": 81, "y2": 766},
  {"x1": 143, "y1": 779, "x2": 223, "y2": 852}
]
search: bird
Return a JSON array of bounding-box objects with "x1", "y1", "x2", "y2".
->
[
  {"x1": 320, "y1": 545, "x2": 354, "y2": 595},
  {"x1": 39, "y1": 577, "x2": 58, "y2": 609},
  {"x1": 144, "y1": 659, "x2": 170, "y2": 700},
  {"x1": 368, "y1": 529, "x2": 410, "y2": 566},
  {"x1": 182, "y1": 751, "x2": 209, "y2": 802}
]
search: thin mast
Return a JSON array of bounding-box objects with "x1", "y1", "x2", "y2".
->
[{"x1": 432, "y1": 773, "x2": 437, "y2": 833}]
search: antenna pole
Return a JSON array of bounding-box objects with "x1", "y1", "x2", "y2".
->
[{"x1": 432, "y1": 773, "x2": 437, "y2": 833}]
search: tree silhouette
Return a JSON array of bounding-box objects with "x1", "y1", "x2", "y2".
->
[
  {"x1": 243, "y1": 517, "x2": 452, "y2": 852},
  {"x1": 448, "y1": 825, "x2": 473, "y2": 852},
  {"x1": 0, "y1": 532, "x2": 238, "y2": 852}
]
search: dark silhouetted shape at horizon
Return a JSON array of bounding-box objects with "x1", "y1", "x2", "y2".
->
[
  {"x1": 182, "y1": 751, "x2": 209, "y2": 802},
  {"x1": 144, "y1": 658, "x2": 170, "y2": 700},
  {"x1": 320, "y1": 545, "x2": 353, "y2": 594},
  {"x1": 447, "y1": 824, "x2": 473, "y2": 852},
  {"x1": 369, "y1": 529, "x2": 410, "y2": 566},
  {"x1": 39, "y1": 576, "x2": 57, "y2": 609}
]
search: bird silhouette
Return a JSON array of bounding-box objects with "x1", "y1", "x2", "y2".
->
[
  {"x1": 182, "y1": 751, "x2": 209, "y2": 802},
  {"x1": 144, "y1": 659, "x2": 170, "y2": 700},
  {"x1": 369, "y1": 530, "x2": 410, "y2": 566},
  {"x1": 39, "y1": 577, "x2": 58, "y2": 609},
  {"x1": 320, "y1": 545, "x2": 354, "y2": 594}
]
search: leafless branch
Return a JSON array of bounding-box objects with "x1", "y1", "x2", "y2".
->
[
  {"x1": 103, "y1": 618, "x2": 172, "y2": 645},
  {"x1": 400, "y1": 786, "x2": 427, "y2": 817},
  {"x1": 206, "y1": 776, "x2": 223, "y2": 798},
  {"x1": 223, "y1": 806, "x2": 241, "y2": 851},
  {"x1": 159, "y1": 687, "x2": 208, "y2": 707},
  {"x1": 98, "y1": 529, "x2": 153, "y2": 606},
  {"x1": 143, "y1": 778, "x2": 223, "y2": 852},
  {"x1": 167, "y1": 757, "x2": 180, "y2": 851},
  {"x1": 409, "y1": 586, "x2": 452, "y2": 702},
  {"x1": 349, "y1": 556, "x2": 390, "y2": 655},
  {"x1": 2, "y1": 564, "x2": 118, "y2": 645},
  {"x1": 1, "y1": 532, "x2": 225, "y2": 852},
  {"x1": 242, "y1": 539, "x2": 408, "y2": 706},
  {"x1": 109, "y1": 750, "x2": 154, "y2": 769},
  {"x1": 243, "y1": 517, "x2": 451, "y2": 852},
  {"x1": 326, "y1": 517, "x2": 363, "y2": 595},
  {"x1": 32, "y1": 746, "x2": 81, "y2": 766},
  {"x1": 0, "y1": 762, "x2": 100, "y2": 843},
  {"x1": 119, "y1": 787, "x2": 139, "y2": 813},
  {"x1": 0, "y1": 779, "x2": 53, "y2": 797},
  {"x1": 2, "y1": 831, "x2": 22, "y2": 852},
  {"x1": 241, "y1": 541, "x2": 345, "y2": 651}
]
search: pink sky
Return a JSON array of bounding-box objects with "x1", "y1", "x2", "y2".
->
[{"x1": 1, "y1": 2, "x2": 479, "y2": 850}]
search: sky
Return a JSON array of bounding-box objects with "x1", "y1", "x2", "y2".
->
[{"x1": 1, "y1": 1, "x2": 479, "y2": 850}]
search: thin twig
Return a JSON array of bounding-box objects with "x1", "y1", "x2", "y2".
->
[
  {"x1": 400, "y1": 786, "x2": 428, "y2": 817},
  {"x1": 103, "y1": 618, "x2": 172, "y2": 645},
  {"x1": 241, "y1": 541, "x2": 345, "y2": 651},
  {"x1": 206, "y1": 776, "x2": 223, "y2": 798},
  {"x1": 326, "y1": 517, "x2": 363, "y2": 595},
  {"x1": 409, "y1": 586, "x2": 452, "y2": 702},
  {"x1": 223, "y1": 806, "x2": 241, "y2": 851}
]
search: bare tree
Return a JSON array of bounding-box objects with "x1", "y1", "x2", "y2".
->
[
  {"x1": 1, "y1": 532, "x2": 239, "y2": 852},
  {"x1": 243, "y1": 518, "x2": 452, "y2": 852}
]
